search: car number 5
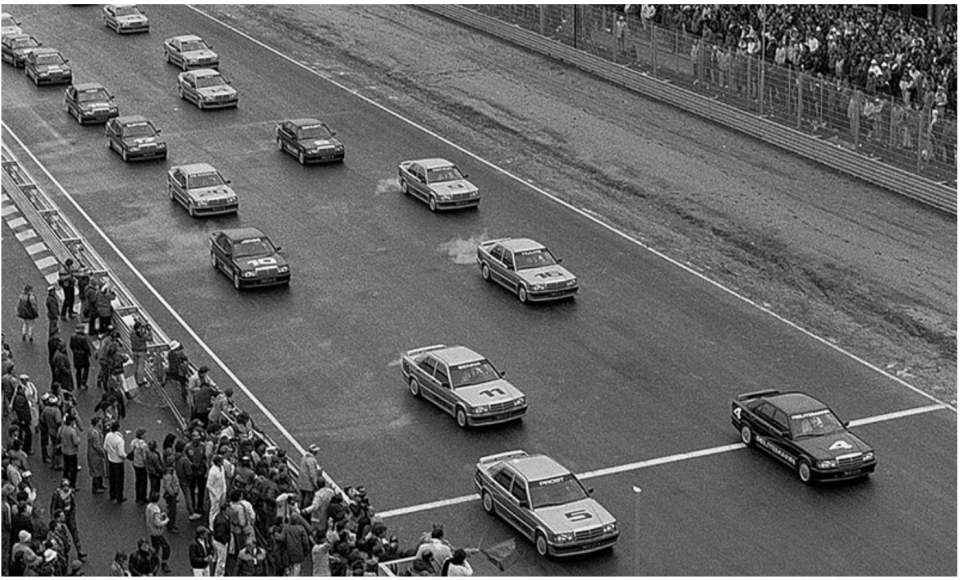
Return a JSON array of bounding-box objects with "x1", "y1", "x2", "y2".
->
[{"x1": 563, "y1": 509, "x2": 592, "y2": 522}]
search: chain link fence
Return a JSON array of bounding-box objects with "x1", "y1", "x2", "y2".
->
[{"x1": 470, "y1": 5, "x2": 956, "y2": 186}]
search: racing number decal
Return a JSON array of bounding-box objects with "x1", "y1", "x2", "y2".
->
[
  {"x1": 563, "y1": 509, "x2": 592, "y2": 522},
  {"x1": 733, "y1": 407, "x2": 742, "y2": 420},
  {"x1": 829, "y1": 440, "x2": 853, "y2": 451},
  {"x1": 246, "y1": 257, "x2": 277, "y2": 267},
  {"x1": 479, "y1": 388, "x2": 505, "y2": 398}
]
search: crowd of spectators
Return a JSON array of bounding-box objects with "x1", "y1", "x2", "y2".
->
[
  {"x1": 4, "y1": 261, "x2": 479, "y2": 576},
  {"x1": 630, "y1": 4, "x2": 957, "y2": 112}
]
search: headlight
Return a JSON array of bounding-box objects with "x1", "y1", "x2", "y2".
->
[
  {"x1": 473, "y1": 405, "x2": 489, "y2": 414},
  {"x1": 566, "y1": 279, "x2": 577, "y2": 287},
  {"x1": 553, "y1": 532, "x2": 574, "y2": 543},
  {"x1": 531, "y1": 284, "x2": 545, "y2": 291},
  {"x1": 81, "y1": 110, "x2": 93, "y2": 116},
  {"x1": 109, "y1": 107, "x2": 118, "y2": 113},
  {"x1": 513, "y1": 397, "x2": 525, "y2": 406},
  {"x1": 863, "y1": 452, "x2": 874, "y2": 461},
  {"x1": 157, "y1": 143, "x2": 166, "y2": 149},
  {"x1": 335, "y1": 145, "x2": 344, "y2": 151},
  {"x1": 39, "y1": 71, "x2": 49, "y2": 77},
  {"x1": 817, "y1": 459, "x2": 837, "y2": 470},
  {"x1": 307, "y1": 148, "x2": 319, "y2": 154},
  {"x1": 195, "y1": 200, "x2": 208, "y2": 207},
  {"x1": 242, "y1": 271, "x2": 255, "y2": 278},
  {"x1": 278, "y1": 266, "x2": 289, "y2": 274},
  {"x1": 471, "y1": 190, "x2": 480, "y2": 196},
  {"x1": 602, "y1": 522, "x2": 617, "y2": 534},
  {"x1": 440, "y1": 193, "x2": 452, "y2": 200},
  {"x1": 225, "y1": 196, "x2": 238, "y2": 204}
]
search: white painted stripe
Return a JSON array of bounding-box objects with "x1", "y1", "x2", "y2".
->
[
  {"x1": 25, "y1": 242, "x2": 46, "y2": 255},
  {"x1": 1, "y1": 204, "x2": 17, "y2": 217},
  {"x1": 378, "y1": 404, "x2": 950, "y2": 518},
  {"x1": 15, "y1": 229, "x2": 37, "y2": 242},
  {"x1": 6, "y1": 216, "x2": 26, "y2": 229},
  {"x1": 1, "y1": 193, "x2": 9, "y2": 202},
  {"x1": 35, "y1": 256, "x2": 58, "y2": 270},
  {"x1": 44, "y1": 272, "x2": 59, "y2": 285}
]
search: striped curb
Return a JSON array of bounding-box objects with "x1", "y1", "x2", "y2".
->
[{"x1": 1, "y1": 191, "x2": 63, "y2": 296}]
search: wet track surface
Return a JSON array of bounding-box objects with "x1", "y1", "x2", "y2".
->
[{"x1": 2, "y1": 5, "x2": 955, "y2": 575}]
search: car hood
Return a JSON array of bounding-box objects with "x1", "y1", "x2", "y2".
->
[
  {"x1": 427, "y1": 180, "x2": 477, "y2": 195},
  {"x1": 236, "y1": 254, "x2": 287, "y2": 273},
  {"x1": 535, "y1": 498, "x2": 616, "y2": 533},
  {"x1": 795, "y1": 432, "x2": 872, "y2": 459},
  {"x1": 456, "y1": 379, "x2": 524, "y2": 406},
  {"x1": 518, "y1": 266, "x2": 576, "y2": 285},
  {"x1": 182, "y1": 49, "x2": 217, "y2": 60},
  {"x1": 197, "y1": 85, "x2": 236, "y2": 98},
  {"x1": 188, "y1": 185, "x2": 236, "y2": 200},
  {"x1": 300, "y1": 138, "x2": 341, "y2": 149},
  {"x1": 123, "y1": 136, "x2": 163, "y2": 146}
]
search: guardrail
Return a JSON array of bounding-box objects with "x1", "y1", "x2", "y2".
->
[{"x1": 420, "y1": 5, "x2": 957, "y2": 215}]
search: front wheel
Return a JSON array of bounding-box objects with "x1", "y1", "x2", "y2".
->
[
  {"x1": 298, "y1": 150, "x2": 305, "y2": 165},
  {"x1": 535, "y1": 532, "x2": 549, "y2": 558},
  {"x1": 178, "y1": 86, "x2": 185, "y2": 100},
  {"x1": 481, "y1": 263, "x2": 491, "y2": 282},
  {"x1": 798, "y1": 460, "x2": 813, "y2": 484},
  {"x1": 518, "y1": 285, "x2": 528, "y2": 303},
  {"x1": 481, "y1": 490, "x2": 495, "y2": 515},
  {"x1": 428, "y1": 197, "x2": 437, "y2": 212},
  {"x1": 209, "y1": 252, "x2": 218, "y2": 269},
  {"x1": 276, "y1": 137, "x2": 283, "y2": 151},
  {"x1": 232, "y1": 271, "x2": 241, "y2": 290},
  {"x1": 740, "y1": 425, "x2": 754, "y2": 447},
  {"x1": 455, "y1": 407, "x2": 468, "y2": 429},
  {"x1": 409, "y1": 378, "x2": 421, "y2": 398},
  {"x1": 400, "y1": 178, "x2": 409, "y2": 195},
  {"x1": 121, "y1": 148, "x2": 129, "y2": 162}
]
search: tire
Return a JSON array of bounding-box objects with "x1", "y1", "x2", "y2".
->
[
  {"x1": 276, "y1": 138, "x2": 283, "y2": 151},
  {"x1": 481, "y1": 263, "x2": 491, "y2": 282},
  {"x1": 121, "y1": 148, "x2": 128, "y2": 162},
  {"x1": 535, "y1": 532, "x2": 549, "y2": 558},
  {"x1": 178, "y1": 86, "x2": 185, "y2": 100},
  {"x1": 409, "y1": 378, "x2": 421, "y2": 398},
  {"x1": 455, "y1": 406, "x2": 468, "y2": 429},
  {"x1": 168, "y1": 184, "x2": 174, "y2": 200},
  {"x1": 180, "y1": 60, "x2": 188, "y2": 72},
  {"x1": 797, "y1": 460, "x2": 813, "y2": 484},
  {"x1": 298, "y1": 150, "x2": 305, "y2": 165},
  {"x1": 518, "y1": 285, "x2": 528, "y2": 303},
  {"x1": 740, "y1": 424, "x2": 754, "y2": 447},
  {"x1": 165, "y1": 51, "x2": 171, "y2": 63},
  {"x1": 188, "y1": 205, "x2": 195, "y2": 217},
  {"x1": 197, "y1": 98, "x2": 204, "y2": 111},
  {"x1": 399, "y1": 178, "x2": 409, "y2": 195},
  {"x1": 232, "y1": 271, "x2": 241, "y2": 290},
  {"x1": 428, "y1": 197, "x2": 437, "y2": 212},
  {"x1": 209, "y1": 252, "x2": 217, "y2": 269},
  {"x1": 481, "y1": 490, "x2": 495, "y2": 515},
  {"x1": 32, "y1": 71, "x2": 39, "y2": 86}
]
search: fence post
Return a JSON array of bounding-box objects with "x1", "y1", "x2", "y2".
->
[
  {"x1": 651, "y1": 25, "x2": 658, "y2": 76},
  {"x1": 538, "y1": 4, "x2": 546, "y2": 36}
]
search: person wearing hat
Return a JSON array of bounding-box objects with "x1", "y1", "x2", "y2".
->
[
  {"x1": 10, "y1": 530, "x2": 39, "y2": 575},
  {"x1": 109, "y1": 551, "x2": 129, "y2": 576},
  {"x1": 94, "y1": 281, "x2": 116, "y2": 338},
  {"x1": 298, "y1": 444, "x2": 322, "y2": 508},
  {"x1": 81, "y1": 275, "x2": 99, "y2": 333},
  {"x1": 52, "y1": 341, "x2": 75, "y2": 394},
  {"x1": 38, "y1": 392, "x2": 63, "y2": 467},
  {"x1": 128, "y1": 538, "x2": 160, "y2": 577},
  {"x1": 46, "y1": 284, "x2": 61, "y2": 338},
  {"x1": 57, "y1": 258, "x2": 79, "y2": 320},
  {"x1": 69, "y1": 325, "x2": 94, "y2": 391},
  {"x1": 188, "y1": 366, "x2": 216, "y2": 425},
  {"x1": 16, "y1": 284, "x2": 40, "y2": 342},
  {"x1": 11, "y1": 378, "x2": 35, "y2": 456},
  {"x1": 165, "y1": 341, "x2": 190, "y2": 401},
  {"x1": 130, "y1": 318, "x2": 152, "y2": 387}
]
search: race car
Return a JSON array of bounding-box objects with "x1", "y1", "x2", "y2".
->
[
  {"x1": 24, "y1": 48, "x2": 72, "y2": 86},
  {"x1": 163, "y1": 35, "x2": 219, "y2": 71},
  {"x1": 475, "y1": 450, "x2": 619, "y2": 557},
  {"x1": 477, "y1": 238, "x2": 579, "y2": 303},
  {"x1": 177, "y1": 68, "x2": 238, "y2": 109},
  {"x1": 397, "y1": 158, "x2": 479, "y2": 211},
  {"x1": 1, "y1": 13, "x2": 21, "y2": 36},
  {"x1": 102, "y1": 4, "x2": 149, "y2": 34},
  {"x1": 731, "y1": 389, "x2": 878, "y2": 484},
  {"x1": 210, "y1": 227, "x2": 290, "y2": 289},
  {"x1": 275, "y1": 118, "x2": 345, "y2": 165},
  {"x1": 1, "y1": 33, "x2": 40, "y2": 68},
  {"x1": 167, "y1": 163, "x2": 239, "y2": 217},
  {"x1": 401, "y1": 345, "x2": 527, "y2": 428},
  {"x1": 64, "y1": 83, "x2": 119, "y2": 124},
  {"x1": 105, "y1": 115, "x2": 167, "y2": 162}
]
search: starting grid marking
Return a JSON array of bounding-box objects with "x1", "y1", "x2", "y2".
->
[
  {"x1": 1, "y1": 192, "x2": 62, "y2": 290},
  {"x1": 377, "y1": 403, "x2": 950, "y2": 519}
]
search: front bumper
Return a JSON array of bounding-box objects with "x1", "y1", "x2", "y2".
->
[
  {"x1": 435, "y1": 196, "x2": 481, "y2": 210},
  {"x1": 528, "y1": 285, "x2": 579, "y2": 302},
  {"x1": 190, "y1": 201, "x2": 239, "y2": 216},
  {"x1": 121, "y1": 146, "x2": 167, "y2": 161},
  {"x1": 301, "y1": 149, "x2": 345, "y2": 164},
  {"x1": 238, "y1": 273, "x2": 291, "y2": 288},
  {"x1": 467, "y1": 405, "x2": 528, "y2": 426},
  {"x1": 117, "y1": 23, "x2": 149, "y2": 34},
  {"x1": 549, "y1": 532, "x2": 619, "y2": 557},
  {"x1": 811, "y1": 460, "x2": 878, "y2": 482},
  {"x1": 199, "y1": 96, "x2": 238, "y2": 109}
]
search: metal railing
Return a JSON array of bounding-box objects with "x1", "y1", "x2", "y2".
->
[{"x1": 421, "y1": 5, "x2": 957, "y2": 215}]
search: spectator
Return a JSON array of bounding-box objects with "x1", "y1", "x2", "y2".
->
[
  {"x1": 206, "y1": 455, "x2": 227, "y2": 528},
  {"x1": 186, "y1": 431, "x2": 208, "y2": 522},
  {"x1": 108, "y1": 551, "x2": 128, "y2": 576},
  {"x1": 57, "y1": 259, "x2": 78, "y2": 320},
  {"x1": 416, "y1": 525, "x2": 453, "y2": 572},
  {"x1": 299, "y1": 444, "x2": 322, "y2": 508},
  {"x1": 410, "y1": 550, "x2": 435, "y2": 577},
  {"x1": 130, "y1": 428, "x2": 149, "y2": 504},
  {"x1": 189, "y1": 526, "x2": 214, "y2": 577},
  {"x1": 235, "y1": 538, "x2": 267, "y2": 576},
  {"x1": 94, "y1": 282, "x2": 116, "y2": 338},
  {"x1": 86, "y1": 417, "x2": 106, "y2": 494},
  {"x1": 45, "y1": 285, "x2": 60, "y2": 338},
  {"x1": 165, "y1": 342, "x2": 190, "y2": 402},
  {"x1": 303, "y1": 479, "x2": 335, "y2": 534},
  {"x1": 145, "y1": 440, "x2": 164, "y2": 500},
  {"x1": 210, "y1": 502, "x2": 231, "y2": 577},
  {"x1": 52, "y1": 343, "x2": 74, "y2": 393},
  {"x1": 227, "y1": 489, "x2": 256, "y2": 550},
  {"x1": 16, "y1": 285, "x2": 40, "y2": 342},
  {"x1": 11, "y1": 382, "x2": 34, "y2": 457},
  {"x1": 207, "y1": 388, "x2": 233, "y2": 428},
  {"x1": 145, "y1": 491, "x2": 172, "y2": 574},
  {"x1": 38, "y1": 394, "x2": 62, "y2": 468},
  {"x1": 68, "y1": 326, "x2": 93, "y2": 391},
  {"x1": 57, "y1": 415, "x2": 81, "y2": 489},
  {"x1": 10, "y1": 530, "x2": 39, "y2": 575},
  {"x1": 189, "y1": 368, "x2": 216, "y2": 426},
  {"x1": 103, "y1": 421, "x2": 127, "y2": 503},
  {"x1": 128, "y1": 538, "x2": 159, "y2": 577},
  {"x1": 276, "y1": 515, "x2": 311, "y2": 576},
  {"x1": 311, "y1": 528, "x2": 335, "y2": 576},
  {"x1": 441, "y1": 548, "x2": 473, "y2": 577},
  {"x1": 160, "y1": 463, "x2": 182, "y2": 535},
  {"x1": 130, "y1": 319, "x2": 152, "y2": 387}
]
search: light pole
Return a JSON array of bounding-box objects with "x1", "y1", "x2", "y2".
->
[{"x1": 633, "y1": 486, "x2": 642, "y2": 575}]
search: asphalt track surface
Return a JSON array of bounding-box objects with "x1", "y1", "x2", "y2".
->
[{"x1": 2, "y1": 5, "x2": 956, "y2": 576}]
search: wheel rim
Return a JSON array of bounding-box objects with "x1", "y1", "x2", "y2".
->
[
  {"x1": 429, "y1": 197, "x2": 437, "y2": 211},
  {"x1": 277, "y1": 138, "x2": 283, "y2": 151},
  {"x1": 740, "y1": 425, "x2": 752, "y2": 446},
  {"x1": 409, "y1": 379, "x2": 420, "y2": 397},
  {"x1": 482, "y1": 491, "x2": 494, "y2": 514},
  {"x1": 518, "y1": 286, "x2": 528, "y2": 303},
  {"x1": 536, "y1": 534, "x2": 548, "y2": 557},
  {"x1": 233, "y1": 272, "x2": 241, "y2": 289},
  {"x1": 798, "y1": 462, "x2": 811, "y2": 483},
  {"x1": 400, "y1": 179, "x2": 408, "y2": 194},
  {"x1": 481, "y1": 264, "x2": 490, "y2": 281},
  {"x1": 210, "y1": 252, "x2": 217, "y2": 268},
  {"x1": 298, "y1": 151, "x2": 305, "y2": 165},
  {"x1": 456, "y1": 408, "x2": 467, "y2": 428}
]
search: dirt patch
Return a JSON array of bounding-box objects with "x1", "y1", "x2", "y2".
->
[{"x1": 201, "y1": 5, "x2": 956, "y2": 404}]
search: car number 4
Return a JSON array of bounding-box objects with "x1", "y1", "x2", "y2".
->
[{"x1": 733, "y1": 407, "x2": 742, "y2": 420}]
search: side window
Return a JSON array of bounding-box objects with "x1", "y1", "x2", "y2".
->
[
  {"x1": 219, "y1": 237, "x2": 232, "y2": 254},
  {"x1": 771, "y1": 409, "x2": 790, "y2": 432},
  {"x1": 754, "y1": 402, "x2": 773, "y2": 422},
  {"x1": 434, "y1": 363, "x2": 450, "y2": 387},
  {"x1": 510, "y1": 477, "x2": 528, "y2": 504},
  {"x1": 492, "y1": 468, "x2": 513, "y2": 491},
  {"x1": 417, "y1": 356, "x2": 437, "y2": 377},
  {"x1": 502, "y1": 250, "x2": 514, "y2": 270},
  {"x1": 489, "y1": 245, "x2": 504, "y2": 262}
]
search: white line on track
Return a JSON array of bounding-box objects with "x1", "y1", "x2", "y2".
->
[
  {"x1": 377, "y1": 403, "x2": 950, "y2": 518},
  {"x1": 188, "y1": 5, "x2": 955, "y2": 414}
]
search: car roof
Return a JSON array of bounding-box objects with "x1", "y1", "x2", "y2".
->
[
  {"x1": 220, "y1": 227, "x2": 267, "y2": 241},
  {"x1": 414, "y1": 158, "x2": 455, "y2": 170},
  {"x1": 506, "y1": 454, "x2": 571, "y2": 481},
  {"x1": 73, "y1": 82, "x2": 106, "y2": 92},
  {"x1": 766, "y1": 392, "x2": 828, "y2": 415},
  {"x1": 170, "y1": 34, "x2": 202, "y2": 42},
  {"x1": 175, "y1": 163, "x2": 218, "y2": 175},
  {"x1": 115, "y1": 115, "x2": 150, "y2": 125},
  {"x1": 429, "y1": 346, "x2": 484, "y2": 366},
  {"x1": 497, "y1": 238, "x2": 546, "y2": 252},
  {"x1": 286, "y1": 118, "x2": 324, "y2": 128},
  {"x1": 31, "y1": 47, "x2": 60, "y2": 56}
]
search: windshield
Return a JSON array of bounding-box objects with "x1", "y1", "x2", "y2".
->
[
  {"x1": 196, "y1": 75, "x2": 227, "y2": 89},
  {"x1": 426, "y1": 166, "x2": 464, "y2": 183},
  {"x1": 790, "y1": 409, "x2": 845, "y2": 438},
  {"x1": 35, "y1": 53, "x2": 65, "y2": 66},
  {"x1": 187, "y1": 172, "x2": 225, "y2": 189},
  {"x1": 234, "y1": 238, "x2": 275, "y2": 259},
  {"x1": 514, "y1": 248, "x2": 558, "y2": 270},
  {"x1": 180, "y1": 39, "x2": 209, "y2": 53},
  {"x1": 78, "y1": 89, "x2": 110, "y2": 103},
  {"x1": 296, "y1": 124, "x2": 332, "y2": 141},
  {"x1": 122, "y1": 122, "x2": 157, "y2": 139},
  {"x1": 11, "y1": 37, "x2": 38, "y2": 49},
  {"x1": 115, "y1": 6, "x2": 142, "y2": 17},
  {"x1": 450, "y1": 360, "x2": 500, "y2": 388},
  {"x1": 529, "y1": 474, "x2": 588, "y2": 509}
]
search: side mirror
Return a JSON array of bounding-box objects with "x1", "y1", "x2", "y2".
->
[
  {"x1": 557, "y1": 257, "x2": 563, "y2": 264},
  {"x1": 275, "y1": 246, "x2": 282, "y2": 252},
  {"x1": 224, "y1": 179, "x2": 232, "y2": 184},
  {"x1": 64, "y1": 59, "x2": 70, "y2": 63},
  {"x1": 463, "y1": 174, "x2": 469, "y2": 179},
  {"x1": 587, "y1": 487, "x2": 595, "y2": 495},
  {"x1": 499, "y1": 370, "x2": 506, "y2": 378},
  {"x1": 843, "y1": 421, "x2": 850, "y2": 428},
  {"x1": 331, "y1": 131, "x2": 337, "y2": 136},
  {"x1": 156, "y1": 129, "x2": 162, "y2": 134}
]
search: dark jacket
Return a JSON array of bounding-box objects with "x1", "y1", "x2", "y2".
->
[
  {"x1": 52, "y1": 349, "x2": 74, "y2": 391},
  {"x1": 95, "y1": 287, "x2": 116, "y2": 318},
  {"x1": 189, "y1": 537, "x2": 212, "y2": 570},
  {"x1": 281, "y1": 522, "x2": 311, "y2": 565},
  {"x1": 128, "y1": 548, "x2": 159, "y2": 576},
  {"x1": 69, "y1": 334, "x2": 94, "y2": 368},
  {"x1": 46, "y1": 292, "x2": 60, "y2": 320},
  {"x1": 145, "y1": 449, "x2": 164, "y2": 478},
  {"x1": 212, "y1": 510, "x2": 231, "y2": 544}
]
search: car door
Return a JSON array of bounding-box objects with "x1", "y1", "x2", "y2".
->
[
  {"x1": 753, "y1": 403, "x2": 794, "y2": 465},
  {"x1": 499, "y1": 473, "x2": 535, "y2": 539},
  {"x1": 212, "y1": 234, "x2": 231, "y2": 271},
  {"x1": 486, "y1": 244, "x2": 508, "y2": 286},
  {"x1": 1, "y1": 38, "x2": 12, "y2": 63},
  {"x1": 409, "y1": 164, "x2": 428, "y2": 200},
  {"x1": 414, "y1": 356, "x2": 439, "y2": 406},
  {"x1": 64, "y1": 86, "x2": 77, "y2": 117},
  {"x1": 499, "y1": 248, "x2": 520, "y2": 291},
  {"x1": 278, "y1": 123, "x2": 296, "y2": 154},
  {"x1": 105, "y1": 120, "x2": 119, "y2": 151},
  {"x1": 169, "y1": 168, "x2": 187, "y2": 207},
  {"x1": 104, "y1": 6, "x2": 117, "y2": 29},
  {"x1": 167, "y1": 39, "x2": 182, "y2": 66},
  {"x1": 183, "y1": 74, "x2": 198, "y2": 104},
  {"x1": 489, "y1": 468, "x2": 519, "y2": 527},
  {"x1": 431, "y1": 361, "x2": 457, "y2": 414}
]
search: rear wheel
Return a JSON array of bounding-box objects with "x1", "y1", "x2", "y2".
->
[
  {"x1": 409, "y1": 378, "x2": 421, "y2": 398},
  {"x1": 740, "y1": 425, "x2": 754, "y2": 447},
  {"x1": 535, "y1": 533, "x2": 549, "y2": 557},
  {"x1": 455, "y1": 407, "x2": 468, "y2": 429},
  {"x1": 481, "y1": 490, "x2": 495, "y2": 515},
  {"x1": 798, "y1": 460, "x2": 813, "y2": 484}
]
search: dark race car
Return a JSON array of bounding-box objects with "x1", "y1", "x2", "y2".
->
[
  {"x1": 24, "y1": 47, "x2": 72, "y2": 86},
  {"x1": 1, "y1": 33, "x2": 41, "y2": 68},
  {"x1": 64, "y1": 82, "x2": 119, "y2": 124},
  {"x1": 275, "y1": 118, "x2": 345, "y2": 165},
  {"x1": 210, "y1": 227, "x2": 290, "y2": 289},
  {"x1": 105, "y1": 115, "x2": 167, "y2": 162},
  {"x1": 731, "y1": 389, "x2": 877, "y2": 484}
]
